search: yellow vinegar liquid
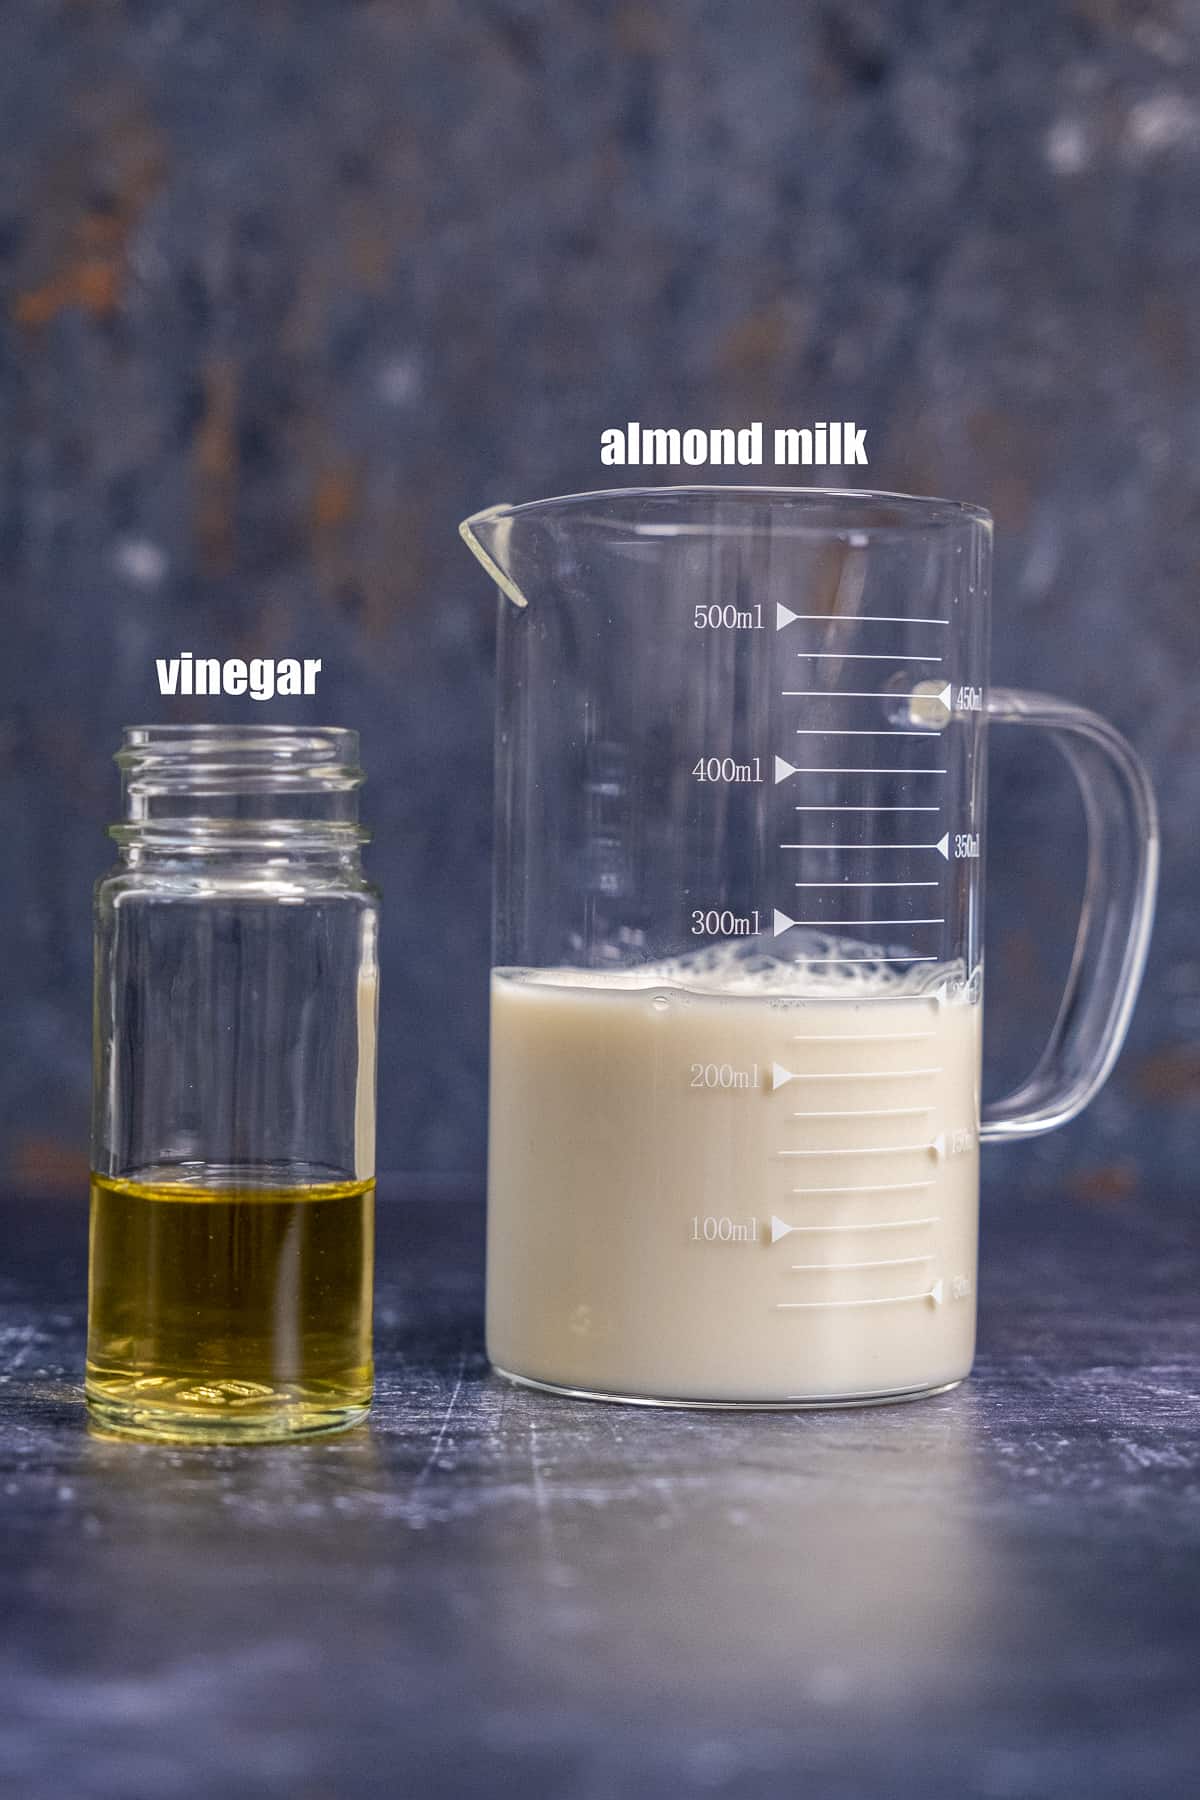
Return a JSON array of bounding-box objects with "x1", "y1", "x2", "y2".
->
[{"x1": 86, "y1": 1171, "x2": 374, "y2": 1442}]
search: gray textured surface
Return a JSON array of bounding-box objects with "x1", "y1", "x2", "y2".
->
[
  {"x1": 1, "y1": 1, "x2": 1197, "y2": 1184},
  {"x1": 1, "y1": 1185, "x2": 1198, "y2": 1798}
]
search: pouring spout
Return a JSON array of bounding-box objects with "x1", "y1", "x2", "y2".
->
[{"x1": 458, "y1": 504, "x2": 528, "y2": 609}]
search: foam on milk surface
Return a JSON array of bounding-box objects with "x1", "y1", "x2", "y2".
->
[
  {"x1": 488, "y1": 942, "x2": 982, "y2": 1405},
  {"x1": 502, "y1": 932, "x2": 964, "y2": 998}
]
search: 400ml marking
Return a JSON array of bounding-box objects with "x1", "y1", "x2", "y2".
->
[{"x1": 692, "y1": 756, "x2": 763, "y2": 784}]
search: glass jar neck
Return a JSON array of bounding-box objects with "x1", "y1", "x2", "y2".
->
[
  {"x1": 114, "y1": 826, "x2": 367, "y2": 869},
  {"x1": 111, "y1": 726, "x2": 368, "y2": 858}
]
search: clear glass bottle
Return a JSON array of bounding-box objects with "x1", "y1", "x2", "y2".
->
[{"x1": 87, "y1": 726, "x2": 380, "y2": 1442}]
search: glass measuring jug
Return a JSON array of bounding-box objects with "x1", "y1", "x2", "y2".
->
[{"x1": 460, "y1": 487, "x2": 1158, "y2": 1407}]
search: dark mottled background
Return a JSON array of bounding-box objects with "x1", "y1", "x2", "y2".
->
[{"x1": 1, "y1": 0, "x2": 1196, "y2": 1197}]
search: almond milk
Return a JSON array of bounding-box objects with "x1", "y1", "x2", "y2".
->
[{"x1": 488, "y1": 953, "x2": 981, "y2": 1405}]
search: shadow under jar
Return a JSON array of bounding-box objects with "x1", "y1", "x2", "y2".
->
[{"x1": 87, "y1": 726, "x2": 380, "y2": 1443}]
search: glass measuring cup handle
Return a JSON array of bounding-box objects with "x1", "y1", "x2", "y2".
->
[{"x1": 980, "y1": 688, "x2": 1160, "y2": 1141}]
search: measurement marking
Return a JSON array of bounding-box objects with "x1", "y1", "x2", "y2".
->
[
  {"x1": 779, "y1": 1216, "x2": 941, "y2": 1232},
  {"x1": 789, "y1": 1035, "x2": 935, "y2": 1045},
  {"x1": 776, "y1": 754, "x2": 945, "y2": 784},
  {"x1": 791, "y1": 882, "x2": 942, "y2": 889},
  {"x1": 789, "y1": 1255, "x2": 934, "y2": 1271},
  {"x1": 774, "y1": 1064, "x2": 943, "y2": 1084},
  {"x1": 791, "y1": 810, "x2": 942, "y2": 817},
  {"x1": 790, "y1": 918, "x2": 945, "y2": 928},
  {"x1": 778, "y1": 994, "x2": 942, "y2": 1005},
  {"x1": 788, "y1": 1180, "x2": 935, "y2": 1195},
  {"x1": 786, "y1": 767, "x2": 947, "y2": 775},
  {"x1": 788, "y1": 1182, "x2": 934, "y2": 1197},
  {"x1": 790, "y1": 727, "x2": 940, "y2": 736},
  {"x1": 776, "y1": 1281, "x2": 943, "y2": 1310},
  {"x1": 783, "y1": 684, "x2": 953, "y2": 705},
  {"x1": 782, "y1": 841, "x2": 949, "y2": 851},
  {"x1": 792, "y1": 882, "x2": 939, "y2": 889},
  {"x1": 782, "y1": 955, "x2": 939, "y2": 965},
  {"x1": 775, "y1": 1142, "x2": 938, "y2": 1158},
  {"x1": 796, "y1": 652, "x2": 944, "y2": 663},
  {"x1": 789, "y1": 1106, "x2": 933, "y2": 1118},
  {"x1": 771, "y1": 1212, "x2": 940, "y2": 1246},
  {"x1": 780, "y1": 614, "x2": 947, "y2": 627}
]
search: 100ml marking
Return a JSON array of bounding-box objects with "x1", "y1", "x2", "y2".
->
[{"x1": 690, "y1": 1215, "x2": 759, "y2": 1244}]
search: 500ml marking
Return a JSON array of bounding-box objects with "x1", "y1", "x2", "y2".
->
[
  {"x1": 691, "y1": 908, "x2": 762, "y2": 937},
  {"x1": 690, "y1": 1061, "x2": 761, "y2": 1090},
  {"x1": 690, "y1": 1215, "x2": 759, "y2": 1244},
  {"x1": 692, "y1": 755, "x2": 763, "y2": 784},
  {"x1": 693, "y1": 603, "x2": 764, "y2": 630}
]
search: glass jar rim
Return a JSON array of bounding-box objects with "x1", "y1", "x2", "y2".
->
[
  {"x1": 461, "y1": 483, "x2": 993, "y2": 538},
  {"x1": 117, "y1": 723, "x2": 359, "y2": 760},
  {"x1": 116, "y1": 725, "x2": 362, "y2": 786},
  {"x1": 112, "y1": 724, "x2": 366, "y2": 841}
]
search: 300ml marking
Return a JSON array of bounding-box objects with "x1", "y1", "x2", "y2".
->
[{"x1": 691, "y1": 909, "x2": 761, "y2": 937}]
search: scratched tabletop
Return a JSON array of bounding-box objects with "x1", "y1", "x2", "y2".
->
[{"x1": 1, "y1": 1177, "x2": 1197, "y2": 1799}]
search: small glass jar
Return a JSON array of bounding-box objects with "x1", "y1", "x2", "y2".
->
[{"x1": 87, "y1": 726, "x2": 380, "y2": 1442}]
